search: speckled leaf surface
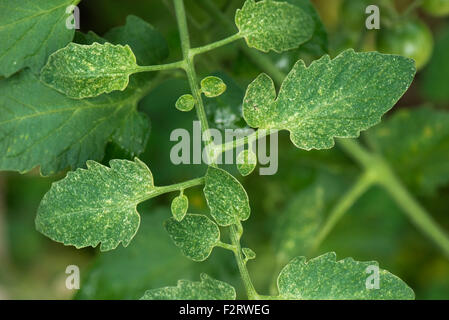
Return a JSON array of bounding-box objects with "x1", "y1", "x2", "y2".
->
[
  {"x1": 74, "y1": 16, "x2": 168, "y2": 158},
  {"x1": 36, "y1": 158, "x2": 156, "y2": 251},
  {"x1": 235, "y1": 0, "x2": 314, "y2": 53},
  {"x1": 0, "y1": 0, "x2": 77, "y2": 77},
  {"x1": 141, "y1": 273, "x2": 236, "y2": 300},
  {"x1": 171, "y1": 194, "x2": 188, "y2": 221},
  {"x1": 204, "y1": 166, "x2": 250, "y2": 226},
  {"x1": 0, "y1": 70, "x2": 150, "y2": 175},
  {"x1": 40, "y1": 42, "x2": 139, "y2": 99},
  {"x1": 366, "y1": 107, "x2": 449, "y2": 195},
  {"x1": 164, "y1": 214, "x2": 220, "y2": 261},
  {"x1": 236, "y1": 149, "x2": 257, "y2": 176},
  {"x1": 243, "y1": 49, "x2": 416, "y2": 150},
  {"x1": 201, "y1": 76, "x2": 227, "y2": 98},
  {"x1": 277, "y1": 252, "x2": 415, "y2": 299}
]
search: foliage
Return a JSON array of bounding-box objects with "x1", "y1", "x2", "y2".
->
[{"x1": 2, "y1": 0, "x2": 449, "y2": 301}]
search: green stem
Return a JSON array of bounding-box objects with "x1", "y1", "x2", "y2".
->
[
  {"x1": 380, "y1": 171, "x2": 449, "y2": 259},
  {"x1": 215, "y1": 129, "x2": 277, "y2": 156},
  {"x1": 174, "y1": 0, "x2": 216, "y2": 166},
  {"x1": 196, "y1": 0, "x2": 285, "y2": 84},
  {"x1": 338, "y1": 139, "x2": 449, "y2": 259},
  {"x1": 310, "y1": 172, "x2": 375, "y2": 252},
  {"x1": 216, "y1": 241, "x2": 237, "y2": 252},
  {"x1": 229, "y1": 224, "x2": 260, "y2": 300},
  {"x1": 136, "y1": 60, "x2": 185, "y2": 73},
  {"x1": 141, "y1": 177, "x2": 205, "y2": 202},
  {"x1": 191, "y1": 33, "x2": 243, "y2": 56}
]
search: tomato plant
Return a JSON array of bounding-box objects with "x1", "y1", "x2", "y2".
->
[{"x1": 1, "y1": 0, "x2": 449, "y2": 302}]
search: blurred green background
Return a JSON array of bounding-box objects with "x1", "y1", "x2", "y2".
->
[{"x1": 1, "y1": 0, "x2": 448, "y2": 299}]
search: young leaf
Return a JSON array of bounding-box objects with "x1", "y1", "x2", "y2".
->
[
  {"x1": 243, "y1": 49, "x2": 416, "y2": 150},
  {"x1": 164, "y1": 214, "x2": 220, "y2": 261},
  {"x1": 0, "y1": 0, "x2": 76, "y2": 77},
  {"x1": 237, "y1": 149, "x2": 257, "y2": 176},
  {"x1": 141, "y1": 273, "x2": 236, "y2": 300},
  {"x1": 242, "y1": 247, "x2": 256, "y2": 261},
  {"x1": 35, "y1": 158, "x2": 155, "y2": 251},
  {"x1": 204, "y1": 166, "x2": 250, "y2": 226},
  {"x1": 366, "y1": 107, "x2": 449, "y2": 195},
  {"x1": 171, "y1": 193, "x2": 189, "y2": 221},
  {"x1": 176, "y1": 94, "x2": 195, "y2": 112},
  {"x1": 235, "y1": 0, "x2": 314, "y2": 53},
  {"x1": 0, "y1": 71, "x2": 149, "y2": 175},
  {"x1": 201, "y1": 76, "x2": 227, "y2": 98},
  {"x1": 277, "y1": 252, "x2": 415, "y2": 299},
  {"x1": 40, "y1": 42, "x2": 139, "y2": 99}
]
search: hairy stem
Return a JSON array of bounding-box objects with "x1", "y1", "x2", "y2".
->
[
  {"x1": 196, "y1": 0, "x2": 285, "y2": 84},
  {"x1": 141, "y1": 177, "x2": 205, "y2": 202},
  {"x1": 174, "y1": 0, "x2": 216, "y2": 166},
  {"x1": 136, "y1": 60, "x2": 186, "y2": 73},
  {"x1": 229, "y1": 224, "x2": 260, "y2": 299},
  {"x1": 174, "y1": 0, "x2": 259, "y2": 299},
  {"x1": 191, "y1": 33, "x2": 243, "y2": 56}
]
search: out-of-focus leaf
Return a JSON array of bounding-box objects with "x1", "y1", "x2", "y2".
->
[
  {"x1": 421, "y1": 25, "x2": 449, "y2": 104},
  {"x1": 366, "y1": 107, "x2": 449, "y2": 195}
]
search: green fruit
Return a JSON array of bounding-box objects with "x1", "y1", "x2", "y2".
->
[
  {"x1": 376, "y1": 19, "x2": 434, "y2": 70},
  {"x1": 422, "y1": 0, "x2": 449, "y2": 16}
]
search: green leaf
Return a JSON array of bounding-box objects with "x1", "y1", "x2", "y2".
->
[
  {"x1": 176, "y1": 94, "x2": 195, "y2": 112},
  {"x1": 274, "y1": 181, "x2": 325, "y2": 262},
  {"x1": 204, "y1": 166, "x2": 250, "y2": 226},
  {"x1": 243, "y1": 49, "x2": 416, "y2": 150},
  {"x1": 421, "y1": 25, "x2": 449, "y2": 104},
  {"x1": 141, "y1": 273, "x2": 236, "y2": 300},
  {"x1": 366, "y1": 107, "x2": 449, "y2": 195},
  {"x1": 75, "y1": 207, "x2": 198, "y2": 299},
  {"x1": 74, "y1": 16, "x2": 168, "y2": 158},
  {"x1": 103, "y1": 15, "x2": 169, "y2": 67},
  {"x1": 164, "y1": 214, "x2": 220, "y2": 261},
  {"x1": 111, "y1": 111, "x2": 150, "y2": 158},
  {"x1": 0, "y1": 70, "x2": 150, "y2": 175},
  {"x1": 280, "y1": 0, "x2": 328, "y2": 56},
  {"x1": 237, "y1": 149, "x2": 257, "y2": 176},
  {"x1": 242, "y1": 247, "x2": 256, "y2": 261},
  {"x1": 40, "y1": 42, "x2": 139, "y2": 99},
  {"x1": 235, "y1": 0, "x2": 314, "y2": 53},
  {"x1": 201, "y1": 76, "x2": 227, "y2": 98},
  {"x1": 204, "y1": 72, "x2": 248, "y2": 131},
  {"x1": 35, "y1": 158, "x2": 155, "y2": 251},
  {"x1": 171, "y1": 193, "x2": 188, "y2": 221},
  {"x1": 0, "y1": 0, "x2": 76, "y2": 77},
  {"x1": 277, "y1": 252, "x2": 415, "y2": 299}
]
